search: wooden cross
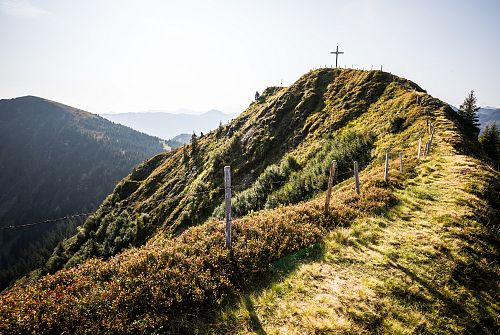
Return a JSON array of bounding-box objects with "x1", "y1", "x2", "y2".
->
[{"x1": 330, "y1": 45, "x2": 344, "y2": 68}]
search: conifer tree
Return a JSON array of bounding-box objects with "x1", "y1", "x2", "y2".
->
[
  {"x1": 182, "y1": 145, "x2": 189, "y2": 164},
  {"x1": 479, "y1": 123, "x2": 500, "y2": 162},
  {"x1": 255, "y1": 91, "x2": 260, "y2": 101},
  {"x1": 190, "y1": 131, "x2": 198, "y2": 155},
  {"x1": 458, "y1": 90, "x2": 481, "y2": 137},
  {"x1": 216, "y1": 121, "x2": 223, "y2": 137}
]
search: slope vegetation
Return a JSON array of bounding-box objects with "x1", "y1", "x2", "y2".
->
[
  {"x1": 0, "y1": 96, "x2": 164, "y2": 288},
  {"x1": 214, "y1": 117, "x2": 499, "y2": 334},
  {"x1": 0, "y1": 69, "x2": 497, "y2": 334},
  {"x1": 47, "y1": 69, "x2": 425, "y2": 272}
]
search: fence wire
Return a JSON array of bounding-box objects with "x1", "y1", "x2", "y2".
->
[{"x1": 1, "y1": 129, "x2": 435, "y2": 231}]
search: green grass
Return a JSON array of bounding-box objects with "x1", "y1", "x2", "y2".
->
[{"x1": 204, "y1": 147, "x2": 499, "y2": 334}]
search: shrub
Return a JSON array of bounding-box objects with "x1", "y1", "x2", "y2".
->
[
  {"x1": 0, "y1": 171, "x2": 397, "y2": 334},
  {"x1": 212, "y1": 155, "x2": 300, "y2": 218},
  {"x1": 213, "y1": 131, "x2": 373, "y2": 219}
]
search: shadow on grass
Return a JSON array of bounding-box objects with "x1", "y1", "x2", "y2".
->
[
  {"x1": 354, "y1": 239, "x2": 496, "y2": 335},
  {"x1": 241, "y1": 294, "x2": 267, "y2": 335},
  {"x1": 191, "y1": 243, "x2": 326, "y2": 334},
  {"x1": 242, "y1": 243, "x2": 325, "y2": 334}
]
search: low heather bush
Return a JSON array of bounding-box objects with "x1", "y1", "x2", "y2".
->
[{"x1": 0, "y1": 169, "x2": 397, "y2": 334}]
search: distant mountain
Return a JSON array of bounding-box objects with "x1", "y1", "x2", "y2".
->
[
  {"x1": 0, "y1": 96, "x2": 165, "y2": 289},
  {"x1": 164, "y1": 133, "x2": 191, "y2": 150},
  {"x1": 101, "y1": 110, "x2": 237, "y2": 140},
  {"x1": 477, "y1": 107, "x2": 500, "y2": 129},
  {"x1": 450, "y1": 105, "x2": 499, "y2": 132},
  {"x1": 171, "y1": 133, "x2": 191, "y2": 144}
]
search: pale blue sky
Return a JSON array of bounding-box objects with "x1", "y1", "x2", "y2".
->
[{"x1": 0, "y1": 0, "x2": 499, "y2": 114}]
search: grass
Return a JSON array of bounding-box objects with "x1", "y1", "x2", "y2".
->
[{"x1": 204, "y1": 139, "x2": 499, "y2": 334}]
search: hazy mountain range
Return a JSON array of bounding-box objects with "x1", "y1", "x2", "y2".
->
[
  {"x1": 101, "y1": 110, "x2": 238, "y2": 140},
  {"x1": 477, "y1": 107, "x2": 500, "y2": 129},
  {"x1": 450, "y1": 105, "x2": 499, "y2": 131}
]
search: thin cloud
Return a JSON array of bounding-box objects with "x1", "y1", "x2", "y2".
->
[{"x1": 0, "y1": 0, "x2": 50, "y2": 18}]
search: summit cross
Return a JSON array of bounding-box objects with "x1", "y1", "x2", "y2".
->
[{"x1": 330, "y1": 45, "x2": 344, "y2": 68}]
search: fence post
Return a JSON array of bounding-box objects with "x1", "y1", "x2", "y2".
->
[
  {"x1": 224, "y1": 166, "x2": 232, "y2": 249},
  {"x1": 428, "y1": 127, "x2": 435, "y2": 152},
  {"x1": 399, "y1": 152, "x2": 403, "y2": 173},
  {"x1": 417, "y1": 136, "x2": 422, "y2": 160},
  {"x1": 384, "y1": 152, "x2": 389, "y2": 181},
  {"x1": 354, "y1": 161, "x2": 360, "y2": 195},
  {"x1": 324, "y1": 160, "x2": 337, "y2": 213}
]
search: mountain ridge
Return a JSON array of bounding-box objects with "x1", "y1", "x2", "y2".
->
[{"x1": 45, "y1": 68, "x2": 429, "y2": 272}]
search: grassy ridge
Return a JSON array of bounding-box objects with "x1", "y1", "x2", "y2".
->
[
  {"x1": 2, "y1": 69, "x2": 488, "y2": 333},
  {"x1": 213, "y1": 131, "x2": 374, "y2": 219},
  {"x1": 44, "y1": 69, "x2": 424, "y2": 273},
  {"x1": 211, "y1": 147, "x2": 499, "y2": 334}
]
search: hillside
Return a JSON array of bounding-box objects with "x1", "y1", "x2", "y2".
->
[
  {"x1": 162, "y1": 133, "x2": 191, "y2": 151},
  {"x1": 102, "y1": 109, "x2": 237, "y2": 140},
  {"x1": 0, "y1": 70, "x2": 498, "y2": 334},
  {"x1": 214, "y1": 127, "x2": 499, "y2": 334},
  {"x1": 46, "y1": 68, "x2": 398, "y2": 271},
  {"x1": 0, "y1": 96, "x2": 165, "y2": 289}
]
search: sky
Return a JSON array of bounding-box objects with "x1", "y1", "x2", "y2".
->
[{"x1": 0, "y1": 0, "x2": 499, "y2": 115}]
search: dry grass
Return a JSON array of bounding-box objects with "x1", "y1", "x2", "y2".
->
[{"x1": 209, "y1": 134, "x2": 499, "y2": 334}]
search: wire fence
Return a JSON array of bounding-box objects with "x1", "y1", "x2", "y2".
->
[
  {"x1": 0, "y1": 126, "x2": 436, "y2": 232},
  {"x1": 0, "y1": 170, "x2": 364, "y2": 231}
]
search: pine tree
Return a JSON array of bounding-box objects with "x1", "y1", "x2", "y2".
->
[
  {"x1": 255, "y1": 91, "x2": 260, "y2": 101},
  {"x1": 216, "y1": 121, "x2": 223, "y2": 137},
  {"x1": 479, "y1": 123, "x2": 500, "y2": 161},
  {"x1": 458, "y1": 90, "x2": 481, "y2": 137},
  {"x1": 190, "y1": 132, "x2": 198, "y2": 155},
  {"x1": 182, "y1": 145, "x2": 189, "y2": 164}
]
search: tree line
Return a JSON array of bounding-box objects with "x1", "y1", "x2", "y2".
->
[{"x1": 458, "y1": 90, "x2": 499, "y2": 166}]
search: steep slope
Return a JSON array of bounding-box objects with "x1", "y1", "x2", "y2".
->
[
  {"x1": 101, "y1": 109, "x2": 237, "y2": 140},
  {"x1": 47, "y1": 68, "x2": 412, "y2": 271},
  {"x1": 0, "y1": 96, "x2": 164, "y2": 288},
  {"x1": 1, "y1": 69, "x2": 497, "y2": 333}
]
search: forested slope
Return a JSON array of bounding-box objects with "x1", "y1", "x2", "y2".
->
[{"x1": 0, "y1": 96, "x2": 164, "y2": 288}]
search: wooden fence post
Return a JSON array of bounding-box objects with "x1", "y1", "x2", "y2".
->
[
  {"x1": 224, "y1": 166, "x2": 232, "y2": 249},
  {"x1": 428, "y1": 127, "x2": 435, "y2": 152},
  {"x1": 417, "y1": 136, "x2": 422, "y2": 160},
  {"x1": 399, "y1": 152, "x2": 403, "y2": 173},
  {"x1": 384, "y1": 152, "x2": 389, "y2": 181},
  {"x1": 354, "y1": 161, "x2": 360, "y2": 195},
  {"x1": 324, "y1": 160, "x2": 337, "y2": 213},
  {"x1": 423, "y1": 140, "x2": 430, "y2": 158}
]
